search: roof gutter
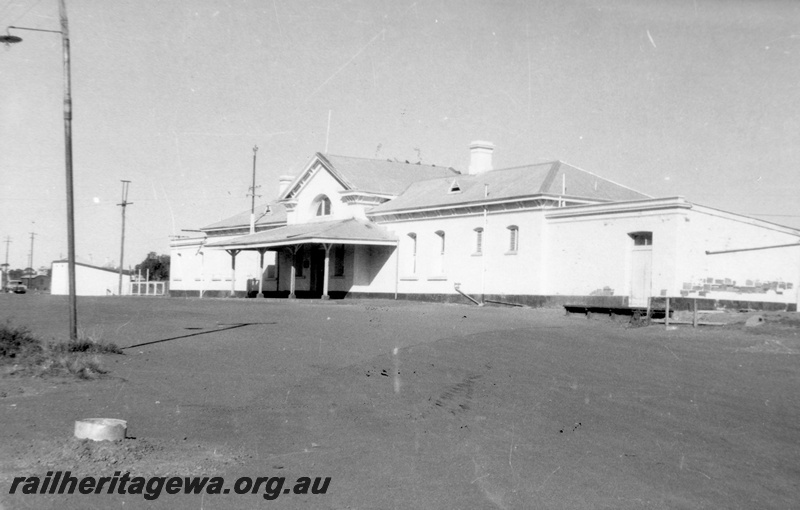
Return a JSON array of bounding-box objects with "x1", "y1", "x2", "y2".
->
[
  {"x1": 207, "y1": 237, "x2": 398, "y2": 250},
  {"x1": 545, "y1": 197, "x2": 692, "y2": 219}
]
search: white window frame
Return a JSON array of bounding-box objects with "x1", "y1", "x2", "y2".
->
[
  {"x1": 435, "y1": 230, "x2": 446, "y2": 275},
  {"x1": 315, "y1": 196, "x2": 332, "y2": 217},
  {"x1": 473, "y1": 227, "x2": 484, "y2": 255},
  {"x1": 507, "y1": 225, "x2": 519, "y2": 254},
  {"x1": 408, "y1": 233, "x2": 417, "y2": 275}
]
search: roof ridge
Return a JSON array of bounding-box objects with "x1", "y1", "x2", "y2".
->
[
  {"x1": 538, "y1": 161, "x2": 561, "y2": 193},
  {"x1": 323, "y1": 153, "x2": 453, "y2": 170},
  {"x1": 316, "y1": 153, "x2": 355, "y2": 190},
  {"x1": 492, "y1": 160, "x2": 561, "y2": 172},
  {"x1": 557, "y1": 160, "x2": 652, "y2": 198}
]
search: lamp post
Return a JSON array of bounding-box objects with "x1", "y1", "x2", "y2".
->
[{"x1": 2, "y1": 0, "x2": 78, "y2": 341}]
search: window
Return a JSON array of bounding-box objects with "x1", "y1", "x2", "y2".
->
[
  {"x1": 628, "y1": 232, "x2": 653, "y2": 246},
  {"x1": 315, "y1": 196, "x2": 332, "y2": 216},
  {"x1": 334, "y1": 244, "x2": 345, "y2": 277},
  {"x1": 408, "y1": 233, "x2": 417, "y2": 274},
  {"x1": 507, "y1": 225, "x2": 519, "y2": 252},
  {"x1": 474, "y1": 227, "x2": 483, "y2": 254},
  {"x1": 435, "y1": 230, "x2": 445, "y2": 273}
]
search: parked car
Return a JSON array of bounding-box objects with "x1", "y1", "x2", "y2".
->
[{"x1": 4, "y1": 280, "x2": 27, "y2": 294}]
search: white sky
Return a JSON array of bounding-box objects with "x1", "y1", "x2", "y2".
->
[{"x1": 1, "y1": 0, "x2": 799, "y2": 270}]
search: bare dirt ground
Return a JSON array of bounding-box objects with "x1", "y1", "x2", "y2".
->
[{"x1": 0, "y1": 294, "x2": 798, "y2": 509}]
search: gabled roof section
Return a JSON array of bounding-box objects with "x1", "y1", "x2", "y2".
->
[
  {"x1": 368, "y1": 161, "x2": 650, "y2": 214},
  {"x1": 201, "y1": 201, "x2": 287, "y2": 231},
  {"x1": 282, "y1": 153, "x2": 460, "y2": 199}
]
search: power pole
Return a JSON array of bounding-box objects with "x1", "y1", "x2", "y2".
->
[
  {"x1": 2, "y1": 236, "x2": 10, "y2": 287},
  {"x1": 1, "y1": 0, "x2": 77, "y2": 339},
  {"x1": 118, "y1": 180, "x2": 132, "y2": 295},
  {"x1": 28, "y1": 231, "x2": 36, "y2": 289},
  {"x1": 248, "y1": 145, "x2": 260, "y2": 234},
  {"x1": 28, "y1": 231, "x2": 35, "y2": 269}
]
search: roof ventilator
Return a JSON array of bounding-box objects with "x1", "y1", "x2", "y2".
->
[{"x1": 448, "y1": 179, "x2": 462, "y2": 194}]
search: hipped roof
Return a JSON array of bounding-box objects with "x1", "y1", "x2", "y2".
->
[
  {"x1": 205, "y1": 218, "x2": 397, "y2": 250},
  {"x1": 316, "y1": 154, "x2": 459, "y2": 196},
  {"x1": 202, "y1": 201, "x2": 287, "y2": 231},
  {"x1": 369, "y1": 161, "x2": 650, "y2": 214}
]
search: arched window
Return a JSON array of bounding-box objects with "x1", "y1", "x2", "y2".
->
[
  {"x1": 628, "y1": 231, "x2": 653, "y2": 246},
  {"x1": 407, "y1": 233, "x2": 417, "y2": 274},
  {"x1": 435, "y1": 230, "x2": 445, "y2": 273},
  {"x1": 474, "y1": 227, "x2": 484, "y2": 255},
  {"x1": 507, "y1": 225, "x2": 519, "y2": 253},
  {"x1": 315, "y1": 196, "x2": 332, "y2": 217}
]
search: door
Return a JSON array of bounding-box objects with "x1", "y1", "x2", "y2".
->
[
  {"x1": 629, "y1": 232, "x2": 653, "y2": 307},
  {"x1": 309, "y1": 247, "x2": 325, "y2": 298}
]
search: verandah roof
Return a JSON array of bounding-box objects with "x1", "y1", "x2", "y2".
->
[{"x1": 205, "y1": 218, "x2": 398, "y2": 250}]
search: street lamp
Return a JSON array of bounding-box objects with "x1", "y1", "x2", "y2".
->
[{"x1": 2, "y1": 0, "x2": 78, "y2": 341}]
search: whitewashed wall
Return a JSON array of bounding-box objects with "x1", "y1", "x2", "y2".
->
[
  {"x1": 544, "y1": 208, "x2": 680, "y2": 300},
  {"x1": 674, "y1": 206, "x2": 800, "y2": 304},
  {"x1": 170, "y1": 236, "x2": 274, "y2": 294},
  {"x1": 51, "y1": 262, "x2": 131, "y2": 296}
]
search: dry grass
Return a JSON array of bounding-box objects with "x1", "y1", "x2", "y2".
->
[{"x1": 0, "y1": 321, "x2": 122, "y2": 379}]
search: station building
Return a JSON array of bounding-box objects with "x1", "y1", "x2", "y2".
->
[{"x1": 169, "y1": 142, "x2": 800, "y2": 310}]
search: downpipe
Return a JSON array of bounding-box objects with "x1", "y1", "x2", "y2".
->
[{"x1": 454, "y1": 283, "x2": 483, "y2": 306}]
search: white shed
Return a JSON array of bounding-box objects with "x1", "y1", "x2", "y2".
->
[{"x1": 51, "y1": 260, "x2": 131, "y2": 296}]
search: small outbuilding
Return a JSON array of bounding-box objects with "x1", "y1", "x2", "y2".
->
[{"x1": 51, "y1": 260, "x2": 131, "y2": 296}]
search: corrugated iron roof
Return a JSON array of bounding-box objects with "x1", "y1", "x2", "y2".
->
[
  {"x1": 368, "y1": 161, "x2": 650, "y2": 214},
  {"x1": 320, "y1": 154, "x2": 460, "y2": 195},
  {"x1": 205, "y1": 218, "x2": 397, "y2": 249},
  {"x1": 201, "y1": 201, "x2": 287, "y2": 231}
]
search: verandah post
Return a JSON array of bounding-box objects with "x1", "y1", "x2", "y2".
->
[
  {"x1": 257, "y1": 248, "x2": 266, "y2": 298},
  {"x1": 322, "y1": 244, "x2": 331, "y2": 300},
  {"x1": 226, "y1": 249, "x2": 240, "y2": 297},
  {"x1": 288, "y1": 246, "x2": 297, "y2": 299}
]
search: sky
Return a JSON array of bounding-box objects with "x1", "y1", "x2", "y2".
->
[{"x1": 1, "y1": 0, "x2": 799, "y2": 271}]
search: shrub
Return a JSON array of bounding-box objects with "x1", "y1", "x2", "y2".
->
[
  {"x1": 1, "y1": 321, "x2": 121, "y2": 378},
  {"x1": 0, "y1": 321, "x2": 43, "y2": 360}
]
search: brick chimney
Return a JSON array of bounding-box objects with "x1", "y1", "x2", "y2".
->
[{"x1": 468, "y1": 141, "x2": 494, "y2": 175}]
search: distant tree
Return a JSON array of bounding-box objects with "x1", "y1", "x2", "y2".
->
[
  {"x1": 134, "y1": 252, "x2": 170, "y2": 281},
  {"x1": 8, "y1": 268, "x2": 24, "y2": 280}
]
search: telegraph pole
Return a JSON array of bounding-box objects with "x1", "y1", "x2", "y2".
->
[
  {"x1": 118, "y1": 180, "x2": 132, "y2": 295},
  {"x1": 0, "y1": 0, "x2": 79, "y2": 339},
  {"x1": 248, "y1": 145, "x2": 260, "y2": 234},
  {"x1": 2, "y1": 236, "x2": 10, "y2": 287},
  {"x1": 28, "y1": 231, "x2": 36, "y2": 288}
]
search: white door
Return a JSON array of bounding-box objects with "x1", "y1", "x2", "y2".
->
[{"x1": 629, "y1": 246, "x2": 652, "y2": 307}]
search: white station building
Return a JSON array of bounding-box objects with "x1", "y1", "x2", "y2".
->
[{"x1": 170, "y1": 142, "x2": 800, "y2": 311}]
